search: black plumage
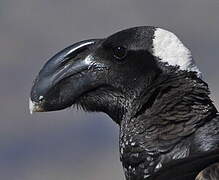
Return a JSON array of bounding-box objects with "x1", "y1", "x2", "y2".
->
[{"x1": 30, "y1": 26, "x2": 219, "y2": 180}]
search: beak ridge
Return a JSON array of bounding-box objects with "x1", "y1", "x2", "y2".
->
[{"x1": 30, "y1": 39, "x2": 104, "y2": 112}]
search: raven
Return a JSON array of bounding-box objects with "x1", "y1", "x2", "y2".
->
[{"x1": 29, "y1": 26, "x2": 219, "y2": 180}]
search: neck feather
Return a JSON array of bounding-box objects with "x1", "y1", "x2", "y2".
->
[{"x1": 120, "y1": 71, "x2": 218, "y2": 179}]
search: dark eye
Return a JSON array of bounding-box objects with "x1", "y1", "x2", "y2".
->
[{"x1": 113, "y1": 46, "x2": 127, "y2": 60}]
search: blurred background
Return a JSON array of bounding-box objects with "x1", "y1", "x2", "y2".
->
[{"x1": 0, "y1": 0, "x2": 219, "y2": 179}]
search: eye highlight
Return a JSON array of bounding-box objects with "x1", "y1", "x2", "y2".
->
[{"x1": 113, "y1": 46, "x2": 127, "y2": 60}]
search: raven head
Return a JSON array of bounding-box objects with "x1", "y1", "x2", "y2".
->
[{"x1": 29, "y1": 26, "x2": 200, "y2": 122}]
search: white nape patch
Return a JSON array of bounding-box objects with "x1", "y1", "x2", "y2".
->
[
  {"x1": 29, "y1": 98, "x2": 35, "y2": 114},
  {"x1": 153, "y1": 28, "x2": 201, "y2": 77}
]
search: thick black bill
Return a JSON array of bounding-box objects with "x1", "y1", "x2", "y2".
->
[{"x1": 29, "y1": 39, "x2": 103, "y2": 113}]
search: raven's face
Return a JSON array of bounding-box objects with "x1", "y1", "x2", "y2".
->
[
  {"x1": 30, "y1": 26, "x2": 200, "y2": 116},
  {"x1": 30, "y1": 27, "x2": 160, "y2": 114}
]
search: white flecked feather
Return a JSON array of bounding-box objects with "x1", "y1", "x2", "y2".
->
[{"x1": 153, "y1": 28, "x2": 201, "y2": 77}]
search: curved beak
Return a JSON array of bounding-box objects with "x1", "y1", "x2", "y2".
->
[{"x1": 29, "y1": 39, "x2": 104, "y2": 113}]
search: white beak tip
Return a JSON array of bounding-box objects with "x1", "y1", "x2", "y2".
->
[{"x1": 29, "y1": 98, "x2": 44, "y2": 114}]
